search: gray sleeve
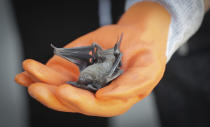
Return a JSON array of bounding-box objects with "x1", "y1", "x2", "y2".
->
[{"x1": 125, "y1": 0, "x2": 205, "y2": 62}]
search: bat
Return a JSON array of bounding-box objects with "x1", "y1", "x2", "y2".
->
[{"x1": 51, "y1": 34, "x2": 123, "y2": 92}]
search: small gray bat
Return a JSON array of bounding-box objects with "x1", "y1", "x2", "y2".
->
[{"x1": 51, "y1": 34, "x2": 123, "y2": 92}]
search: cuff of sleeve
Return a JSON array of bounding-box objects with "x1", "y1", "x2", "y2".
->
[{"x1": 125, "y1": 0, "x2": 205, "y2": 62}]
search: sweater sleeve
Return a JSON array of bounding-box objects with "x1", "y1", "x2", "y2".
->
[{"x1": 125, "y1": 0, "x2": 205, "y2": 62}]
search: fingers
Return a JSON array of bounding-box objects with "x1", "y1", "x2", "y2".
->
[
  {"x1": 15, "y1": 71, "x2": 36, "y2": 87},
  {"x1": 56, "y1": 84, "x2": 140, "y2": 117},
  {"x1": 23, "y1": 59, "x2": 75, "y2": 86},
  {"x1": 28, "y1": 82, "x2": 73, "y2": 112},
  {"x1": 47, "y1": 56, "x2": 79, "y2": 78}
]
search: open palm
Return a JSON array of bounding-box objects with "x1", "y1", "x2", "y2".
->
[{"x1": 15, "y1": 24, "x2": 167, "y2": 116}]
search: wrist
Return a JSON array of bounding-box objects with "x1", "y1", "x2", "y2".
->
[{"x1": 117, "y1": 2, "x2": 171, "y2": 57}]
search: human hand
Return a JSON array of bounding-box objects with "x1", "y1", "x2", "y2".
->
[{"x1": 15, "y1": 2, "x2": 170, "y2": 116}]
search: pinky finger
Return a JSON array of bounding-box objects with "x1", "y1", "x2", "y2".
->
[
  {"x1": 28, "y1": 82, "x2": 74, "y2": 112},
  {"x1": 15, "y1": 71, "x2": 35, "y2": 87}
]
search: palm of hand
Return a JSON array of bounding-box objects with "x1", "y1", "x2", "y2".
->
[{"x1": 15, "y1": 25, "x2": 166, "y2": 116}]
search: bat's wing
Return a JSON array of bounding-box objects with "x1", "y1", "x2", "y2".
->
[{"x1": 51, "y1": 44, "x2": 94, "y2": 71}]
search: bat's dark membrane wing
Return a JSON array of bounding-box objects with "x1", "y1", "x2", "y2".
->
[{"x1": 51, "y1": 44, "x2": 94, "y2": 71}]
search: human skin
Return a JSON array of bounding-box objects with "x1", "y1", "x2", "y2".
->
[
  {"x1": 204, "y1": 0, "x2": 210, "y2": 12},
  {"x1": 15, "y1": 2, "x2": 171, "y2": 116}
]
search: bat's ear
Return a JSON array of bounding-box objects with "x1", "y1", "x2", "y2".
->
[{"x1": 114, "y1": 33, "x2": 123, "y2": 55}]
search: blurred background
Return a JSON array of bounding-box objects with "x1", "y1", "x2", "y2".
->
[{"x1": 0, "y1": 0, "x2": 209, "y2": 127}]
